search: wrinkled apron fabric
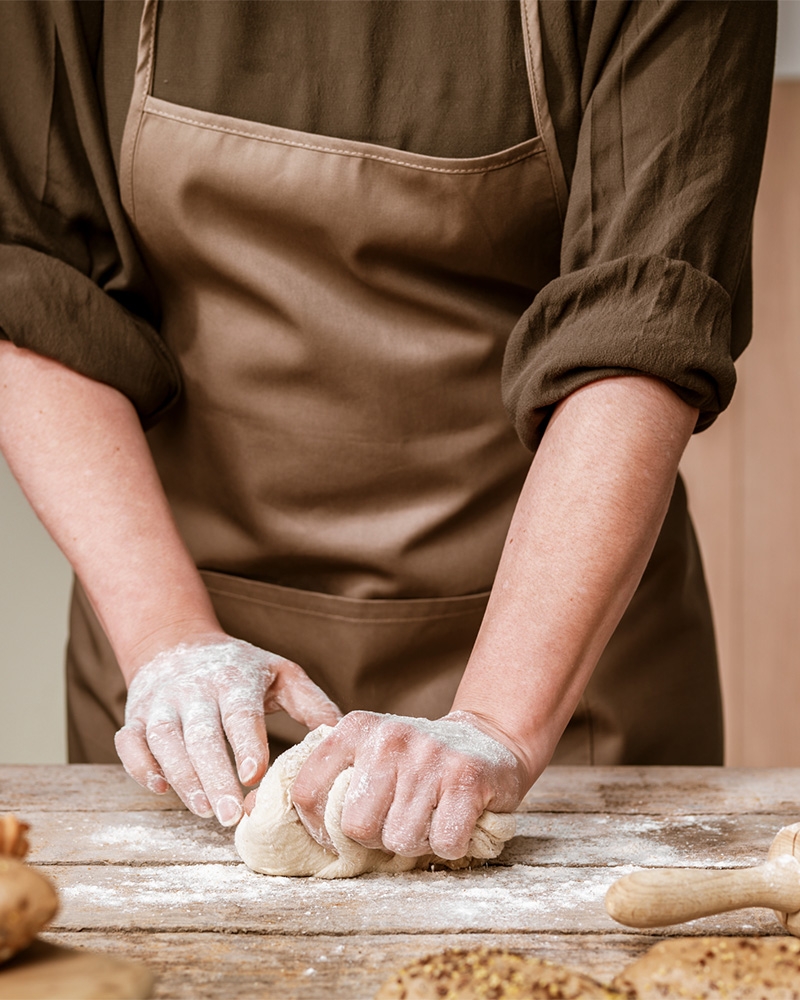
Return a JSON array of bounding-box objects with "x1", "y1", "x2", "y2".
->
[{"x1": 67, "y1": 0, "x2": 722, "y2": 766}]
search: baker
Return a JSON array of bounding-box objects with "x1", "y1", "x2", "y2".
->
[{"x1": 0, "y1": 2, "x2": 775, "y2": 860}]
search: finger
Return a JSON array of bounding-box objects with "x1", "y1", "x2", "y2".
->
[
  {"x1": 338, "y1": 762, "x2": 398, "y2": 851},
  {"x1": 428, "y1": 789, "x2": 485, "y2": 861},
  {"x1": 145, "y1": 710, "x2": 214, "y2": 819},
  {"x1": 267, "y1": 659, "x2": 343, "y2": 729},
  {"x1": 114, "y1": 723, "x2": 169, "y2": 795},
  {"x1": 290, "y1": 713, "x2": 374, "y2": 846},
  {"x1": 379, "y1": 779, "x2": 438, "y2": 858},
  {"x1": 243, "y1": 788, "x2": 258, "y2": 815},
  {"x1": 182, "y1": 705, "x2": 244, "y2": 827},
  {"x1": 218, "y1": 700, "x2": 268, "y2": 787}
]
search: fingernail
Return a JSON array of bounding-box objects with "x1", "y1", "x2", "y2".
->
[
  {"x1": 146, "y1": 773, "x2": 169, "y2": 795},
  {"x1": 190, "y1": 791, "x2": 214, "y2": 818},
  {"x1": 240, "y1": 757, "x2": 258, "y2": 784},
  {"x1": 217, "y1": 795, "x2": 243, "y2": 827}
]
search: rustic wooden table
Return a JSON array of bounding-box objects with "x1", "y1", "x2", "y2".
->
[{"x1": 1, "y1": 764, "x2": 798, "y2": 998}]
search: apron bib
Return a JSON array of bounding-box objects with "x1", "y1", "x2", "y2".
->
[{"x1": 67, "y1": 0, "x2": 722, "y2": 766}]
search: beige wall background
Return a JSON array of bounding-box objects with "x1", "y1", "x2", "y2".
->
[
  {"x1": 1, "y1": 4, "x2": 799, "y2": 766},
  {"x1": 681, "y1": 77, "x2": 800, "y2": 766},
  {"x1": 0, "y1": 454, "x2": 71, "y2": 763}
]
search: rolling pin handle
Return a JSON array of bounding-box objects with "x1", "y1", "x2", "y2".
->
[{"x1": 605, "y1": 857, "x2": 800, "y2": 929}]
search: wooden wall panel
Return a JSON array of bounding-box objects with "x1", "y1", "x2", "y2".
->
[{"x1": 681, "y1": 82, "x2": 800, "y2": 765}]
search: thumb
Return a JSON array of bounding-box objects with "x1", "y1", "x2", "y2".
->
[{"x1": 267, "y1": 658, "x2": 343, "y2": 729}]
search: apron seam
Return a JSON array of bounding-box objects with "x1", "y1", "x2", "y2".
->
[
  {"x1": 142, "y1": 106, "x2": 547, "y2": 175},
  {"x1": 204, "y1": 588, "x2": 487, "y2": 623},
  {"x1": 520, "y1": 0, "x2": 568, "y2": 223},
  {"x1": 122, "y1": 0, "x2": 158, "y2": 221}
]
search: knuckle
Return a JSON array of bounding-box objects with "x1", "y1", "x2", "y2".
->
[
  {"x1": 222, "y1": 707, "x2": 262, "y2": 733},
  {"x1": 383, "y1": 827, "x2": 425, "y2": 858},
  {"x1": 340, "y1": 813, "x2": 381, "y2": 845},
  {"x1": 146, "y1": 718, "x2": 181, "y2": 746},
  {"x1": 450, "y1": 759, "x2": 484, "y2": 791},
  {"x1": 430, "y1": 808, "x2": 478, "y2": 860},
  {"x1": 365, "y1": 720, "x2": 413, "y2": 759},
  {"x1": 114, "y1": 725, "x2": 140, "y2": 752},
  {"x1": 272, "y1": 655, "x2": 302, "y2": 679},
  {"x1": 183, "y1": 717, "x2": 221, "y2": 745},
  {"x1": 341, "y1": 710, "x2": 377, "y2": 735}
]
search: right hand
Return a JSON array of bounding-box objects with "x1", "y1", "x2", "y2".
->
[{"x1": 114, "y1": 634, "x2": 342, "y2": 826}]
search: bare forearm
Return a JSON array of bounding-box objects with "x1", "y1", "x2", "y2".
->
[
  {"x1": 452, "y1": 375, "x2": 699, "y2": 782},
  {"x1": 0, "y1": 342, "x2": 220, "y2": 681},
  {"x1": 0, "y1": 343, "x2": 341, "y2": 820}
]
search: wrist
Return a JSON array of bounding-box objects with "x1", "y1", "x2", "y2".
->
[
  {"x1": 443, "y1": 707, "x2": 547, "y2": 795},
  {"x1": 117, "y1": 617, "x2": 225, "y2": 685}
]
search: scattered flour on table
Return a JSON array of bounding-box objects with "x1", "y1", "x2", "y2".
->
[
  {"x1": 60, "y1": 864, "x2": 279, "y2": 909},
  {"x1": 88, "y1": 823, "x2": 236, "y2": 862},
  {"x1": 58, "y1": 863, "x2": 624, "y2": 930}
]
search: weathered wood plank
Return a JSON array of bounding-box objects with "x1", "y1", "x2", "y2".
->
[
  {"x1": 3, "y1": 765, "x2": 797, "y2": 1000},
  {"x1": 4, "y1": 765, "x2": 800, "y2": 817},
  {"x1": 522, "y1": 766, "x2": 800, "y2": 816},
  {"x1": 38, "y1": 929, "x2": 790, "y2": 1000},
  {"x1": 21, "y1": 809, "x2": 789, "y2": 869},
  {"x1": 5, "y1": 764, "x2": 800, "y2": 817},
  {"x1": 504, "y1": 812, "x2": 786, "y2": 869},
  {"x1": 25, "y1": 811, "x2": 238, "y2": 865},
  {"x1": 41, "y1": 863, "x2": 782, "y2": 938},
  {"x1": 0, "y1": 765, "x2": 183, "y2": 813}
]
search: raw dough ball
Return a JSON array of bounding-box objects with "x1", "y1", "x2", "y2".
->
[
  {"x1": 235, "y1": 725, "x2": 516, "y2": 878},
  {"x1": 613, "y1": 936, "x2": 800, "y2": 999},
  {"x1": 374, "y1": 947, "x2": 619, "y2": 999},
  {"x1": 0, "y1": 857, "x2": 59, "y2": 964}
]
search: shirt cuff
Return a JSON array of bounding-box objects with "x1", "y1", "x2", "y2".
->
[
  {"x1": 502, "y1": 254, "x2": 735, "y2": 450},
  {"x1": 0, "y1": 244, "x2": 180, "y2": 426}
]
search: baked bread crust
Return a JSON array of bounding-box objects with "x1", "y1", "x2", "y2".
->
[
  {"x1": 613, "y1": 936, "x2": 800, "y2": 999},
  {"x1": 374, "y1": 947, "x2": 620, "y2": 999}
]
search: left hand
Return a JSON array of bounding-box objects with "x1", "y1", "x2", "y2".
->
[
  {"x1": 116, "y1": 635, "x2": 342, "y2": 826},
  {"x1": 289, "y1": 710, "x2": 530, "y2": 861}
]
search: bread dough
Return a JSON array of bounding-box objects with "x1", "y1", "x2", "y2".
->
[
  {"x1": 235, "y1": 725, "x2": 516, "y2": 878},
  {"x1": 374, "y1": 947, "x2": 618, "y2": 999},
  {"x1": 613, "y1": 936, "x2": 800, "y2": 999}
]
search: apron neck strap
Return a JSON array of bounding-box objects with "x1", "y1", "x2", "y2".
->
[{"x1": 519, "y1": 0, "x2": 569, "y2": 221}]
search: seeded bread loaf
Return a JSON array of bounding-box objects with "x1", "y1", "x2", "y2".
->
[
  {"x1": 613, "y1": 936, "x2": 800, "y2": 999},
  {"x1": 374, "y1": 947, "x2": 620, "y2": 1000}
]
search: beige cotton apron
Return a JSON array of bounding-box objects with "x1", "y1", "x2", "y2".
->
[{"x1": 67, "y1": 0, "x2": 723, "y2": 767}]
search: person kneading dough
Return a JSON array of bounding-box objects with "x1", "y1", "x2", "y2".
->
[
  {"x1": 236, "y1": 723, "x2": 517, "y2": 877},
  {"x1": 0, "y1": 1, "x2": 775, "y2": 859}
]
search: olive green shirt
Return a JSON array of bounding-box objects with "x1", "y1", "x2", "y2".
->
[{"x1": 0, "y1": 1, "x2": 776, "y2": 442}]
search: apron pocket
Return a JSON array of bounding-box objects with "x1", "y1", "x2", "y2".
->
[{"x1": 200, "y1": 569, "x2": 489, "y2": 745}]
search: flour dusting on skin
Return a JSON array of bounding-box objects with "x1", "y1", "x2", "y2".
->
[
  {"x1": 117, "y1": 637, "x2": 340, "y2": 824},
  {"x1": 393, "y1": 712, "x2": 520, "y2": 771}
]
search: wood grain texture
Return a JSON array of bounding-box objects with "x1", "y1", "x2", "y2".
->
[
  {"x1": 40, "y1": 861, "x2": 783, "y2": 940},
  {"x1": 2, "y1": 765, "x2": 798, "y2": 999},
  {"x1": 36, "y1": 931, "x2": 665, "y2": 1000},
  {"x1": 0, "y1": 767, "x2": 183, "y2": 813},
  {"x1": 15, "y1": 809, "x2": 799, "y2": 869},
  {"x1": 5, "y1": 764, "x2": 800, "y2": 817},
  {"x1": 681, "y1": 81, "x2": 800, "y2": 766}
]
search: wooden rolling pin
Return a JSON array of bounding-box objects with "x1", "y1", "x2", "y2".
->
[{"x1": 605, "y1": 821, "x2": 800, "y2": 935}]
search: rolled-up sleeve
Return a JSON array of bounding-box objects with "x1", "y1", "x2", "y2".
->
[
  {"x1": 0, "y1": 0, "x2": 180, "y2": 426},
  {"x1": 503, "y1": 0, "x2": 776, "y2": 448}
]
